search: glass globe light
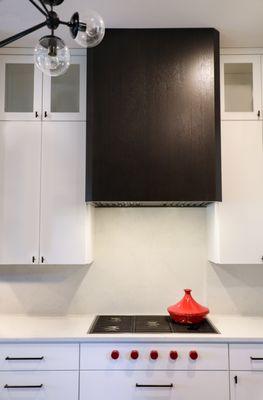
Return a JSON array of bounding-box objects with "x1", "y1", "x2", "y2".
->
[
  {"x1": 75, "y1": 10, "x2": 105, "y2": 48},
  {"x1": 34, "y1": 35, "x2": 70, "y2": 77}
]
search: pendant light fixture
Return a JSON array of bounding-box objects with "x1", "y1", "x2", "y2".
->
[{"x1": 0, "y1": 0, "x2": 105, "y2": 77}]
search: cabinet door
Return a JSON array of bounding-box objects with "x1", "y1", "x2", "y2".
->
[
  {"x1": 207, "y1": 120, "x2": 263, "y2": 264},
  {"x1": 221, "y1": 55, "x2": 261, "y2": 120},
  {"x1": 0, "y1": 55, "x2": 42, "y2": 121},
  {"x1": 0, "y1": 122, "x2": 41, "y2": 264},
  {"x1": 80, "y1": 371, "x2": 229, "y2": 400},
  {"x1": 42, "y1": 56, "x2": 86, "y2": 121},
  {"x1": 40, "y1": 122, "x2": 93, "y2": 264},
  {"x1": 230, "y1": 372, "x2": 263, "y2": 400}
]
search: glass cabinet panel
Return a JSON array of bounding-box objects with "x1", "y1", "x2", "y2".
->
[
  {"x1": 224, "y1": 63, "x2": 253, "y2": 112},
  {"x1": 51, "y1": 64, "x2": 80, "y2": 113},
  {"x1": 5, "y1": 64, "x2": 34, "y2": 113},
  {"x1": 221, "y1": 55, "x2": 261, "y2": 120}
]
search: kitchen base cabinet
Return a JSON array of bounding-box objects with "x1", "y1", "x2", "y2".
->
[
  {"x1": 80, "y1": 370, "x2": 229, "y2": 400},
  {"x1": 0, "y1": 371, "x2": 78, "y2": 400},
  {"x1": 230, "y1": 371, "x2": 263, "y2": 400}
]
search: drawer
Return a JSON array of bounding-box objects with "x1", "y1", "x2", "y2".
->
[
  {"x1": 80, "y1": 370, "x2": 229, "y2": 400},
  {"x1": 0, "y1": 344, "x2": 79, "y2": 371},
  {"x1": 230, "y1": 344, "x2": 263, "y2": 370},
  {"x1": 80, "y1": 343, "x2": 228, "y2": 370},
  {"x1": 0, "y1": 371, "x2": 78, "y2": 400}
]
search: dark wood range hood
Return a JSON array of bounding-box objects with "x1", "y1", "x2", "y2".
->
[{"x1": 86, "y1": 28, "x2": 221, "y2": 207}]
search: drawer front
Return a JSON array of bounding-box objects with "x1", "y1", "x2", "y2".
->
[
  {"x1": 80, "y1": 370, "x2": 229, "y2": 400},
  {"x1": 230, "y1": 344, "x2": 263, "y2": 370},
  {"x1": 230, "y1": 371, "x2": 263, "y2": 400},
  {"x1": 0, "y1": 344, "x2": 79, "y2": 371},
  {"x1": 0, "y1": 371, "x2": 78, "y2": 400},
  {"x1": 80, "y1": 343, "x2": 228, "y2": 370}
]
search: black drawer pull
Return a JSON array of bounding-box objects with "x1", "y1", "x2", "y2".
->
[
  {"x1": 5, "y1": 356, "x2": 44, "y2": 361},
  {"x1": 4, "y1": 384, "x2": 43, "y2": 389},
  {"x1": 136, "y1": 383, "x2": 173, "y2": 388},
  {"x1": 251, "y1": 357, "x2": 263, "y2": 361}
]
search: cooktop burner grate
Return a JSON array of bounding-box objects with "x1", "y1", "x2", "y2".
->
[{"x1": 89, "y1": 315, "x2": 219, "y2": 334}]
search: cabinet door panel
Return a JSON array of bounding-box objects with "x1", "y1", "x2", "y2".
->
[
  {"x1": 0, "y1": 55, "x2": 42, "y2": 121},
  {"x1": 40, "y1": 122, "x2": 93, "y2": 264},
  {"x1": 221, "y1": 54, "x2": 261, "y2": 120},
  {"x1": 208, "y1": 120, "x2": 263, "y2": 264},
  {"x1": 0, "y1": 122, "x2": 41, "y2": 264},
  {"x1": 80, "y1": 371, "x2": 229, "y2": 400},
  {"x1": 42, "y1": 56, "x2": 86, "y2": 121},
  {"x1": 230, "y1": 372, "x2": 263, "y2": 400}
]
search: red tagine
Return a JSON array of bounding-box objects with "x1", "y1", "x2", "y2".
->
[{"x1": 167, "y1": 289, "x2": 209, "y2": 324}]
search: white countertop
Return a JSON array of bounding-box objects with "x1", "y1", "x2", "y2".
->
[{"x1": 0, "y1": 314, "x2": 262, "y2": 342}]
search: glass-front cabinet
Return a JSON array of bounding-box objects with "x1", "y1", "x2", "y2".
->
[
  {"x1": 0, "y1": 54, "x2": 86, "y2": 121},
  {"x1": 220, "y1": 54, "x2": 261, "y2": 120},
  {"x1": 0, "y1": 55, "x2": 42, "y2": 120}
]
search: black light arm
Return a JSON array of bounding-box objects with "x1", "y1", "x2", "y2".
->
[
  {"x1": 38, "y1": 0, "x2": 50, "y2": 14},
  {"x1": 0, "y1": 21, "x2": 47, "y2": 48},
  {"x1": 28, "y1": 0, "x2": 48, "y2": 16}
]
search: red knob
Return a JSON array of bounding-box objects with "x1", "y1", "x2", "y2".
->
[
  {"x1": 130, "y1": 350, "x2": 139, "y2": 360},
  {"x1": 150, "y1": 350, "x2": 159, "y2": 360},
  {"x1": 189, "y1": 350, "x2": 198, "y2": 360},
  {"x1": 111, "y1": 350, "x2": 120, "y2": 360},
  {"x1": 170, "y1": 350, "x2": 178, "y2": 360}
]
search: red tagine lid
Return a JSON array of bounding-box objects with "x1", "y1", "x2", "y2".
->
[{"x1": 167, "y1": 289, "x2": 209, "y2": 324}]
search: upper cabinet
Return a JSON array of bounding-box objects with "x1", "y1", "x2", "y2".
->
[
  {"x1": 0, "y1": 55, "x2": 42, "y2": 121},
  {"x1": 42, "y1": 56, "x2": 86, "y2": 121},
  {"x1": 220, "y1": 54, "x2": 261, "y2": 120},
  {"x1": 0, "y1": 54, "x2": 86, "y2": 121}
]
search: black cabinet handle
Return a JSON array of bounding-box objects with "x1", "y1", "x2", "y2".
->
[
  {"x1": 250, "y1": 357, "x2": 263, "y2": 360},
  {"x1": 4, "y1": 384, "x2": 43, "y2": 389},
  {"x1": 44, "y1": 111, "x2": 48, "y2": 118},
  {"x1": 257, "y1": 110, "x2": 261, "y2": 118},
  {"x1": 5, "y1": 356, "x2": 44, "y2": 361},
  {"x1": 136, "y1": 384, "x2": 173, "y2": 388},
  {"x1": 41, "y1": 256, "x2": 45, "y2": 263},
  {"x1": 234, "y1": 376, "x2": 238, "y2": 384},
  {"x1": 32, "y1": 256, "x2": 36, "y2": 263},
  {"x1": 35, "y1": 111, "x2": 39, "y2": 118}
]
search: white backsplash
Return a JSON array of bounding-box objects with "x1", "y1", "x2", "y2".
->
[{"x1": 0, "y1": 208, "x2": 262, "y2": 316}]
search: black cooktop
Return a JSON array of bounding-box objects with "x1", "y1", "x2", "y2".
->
[{"x1": 89, "y1": 315, "x2": 219, "y2": 334}]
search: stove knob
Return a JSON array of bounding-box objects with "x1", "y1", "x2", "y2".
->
[
  {"x1": 150, "y1": 350, "x2": 159, "y2": 360},
  {"x1": 130, "y1": 350, "x2": 139, "y2": 360},
  {"x1": 170, "y1": 350, "x2": 178, "y2": 360},
  {"x1": 111, "y1": 350, "x2": 120, "y2": 360},
  {"x1": 189, "y1": 350, "x2": 198, "y2": 361}
]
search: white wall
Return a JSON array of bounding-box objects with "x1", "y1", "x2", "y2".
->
[{"x1": 0, "y1": 208, "x2": 262, "y2": 316}]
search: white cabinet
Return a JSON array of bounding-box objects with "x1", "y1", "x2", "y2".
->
[
  {"x1": 42, "y1": 56, "x2": 86, "y2": 121},
  {"x1": 0, "y1": 343, "x2": 79, "y2": 371},
  {"x1": 0, "y1": 122, "x2": 41, "y2": 264},
  {"x1": 0, "y1": 55, "x2": 42, "y2": 121},
  {"x1": 220, "y1": 54, "x2": 261, "y2": 120},
  {"x1": 0, "y1": 121, "x2": 93, "y2": 265},
  {"x1": 230, "y1": 371, "x2": 263, "y2": 400},
  {"x1": 0, "y1": 54, "x2": 86, "y2": 121},
  {"x1": 40, "y1": 122, "x2": 93, "y2": 264},
  {"x1": 207, "y1": 120, "x2": 263, "y2": 264},
  {"x1": 0, "y1": 371, "x2": 78, "y2": 400},
  {"x1": 80, "y1": 370, "x2": 229, "y2": 400}
]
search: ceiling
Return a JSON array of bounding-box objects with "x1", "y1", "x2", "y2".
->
[{"x1": 0, "y1": 0, "x2": 262, "y2": 48}]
